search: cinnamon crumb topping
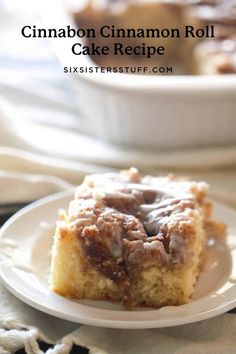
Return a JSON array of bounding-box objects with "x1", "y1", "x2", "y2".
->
[{"x1": 68, "y1": 169, "x2": 210, "y2": 283}]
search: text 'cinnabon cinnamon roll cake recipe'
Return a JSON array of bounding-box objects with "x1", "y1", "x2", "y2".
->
[{"x1": 50, "y1": 168, "x2": 226, "y2": 308}]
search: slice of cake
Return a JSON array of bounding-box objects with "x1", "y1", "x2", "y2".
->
[{"x1": 50, "y1": 168, "x2": 226, "y2": 308}]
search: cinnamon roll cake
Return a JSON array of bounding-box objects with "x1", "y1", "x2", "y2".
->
[
  {"x1": 50, "y1": 168, "x2": 226, "y2": 308},
  {"x1": 73, "y1": 0, "x2": 236, "y2": 74}
]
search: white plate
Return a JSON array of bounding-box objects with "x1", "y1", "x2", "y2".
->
[{"x1": 0, "y1": 191, "x2": 236, "y2": 329}]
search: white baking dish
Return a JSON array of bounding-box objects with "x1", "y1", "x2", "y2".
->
[{"x1": 43, "y1": 1, "x2": 236, "y2": 150}]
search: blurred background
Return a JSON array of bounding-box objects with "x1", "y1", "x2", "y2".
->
[
  {"x1": 0, "y1": 0, "x2": 81, "y2": 130},
  {"x1": 0, "y1": 0, "x2": 236, "y2": 211}
]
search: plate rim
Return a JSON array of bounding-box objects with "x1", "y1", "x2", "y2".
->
[{"x1": 0, "y1": 191, "x2": 236, "y2": 329}]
